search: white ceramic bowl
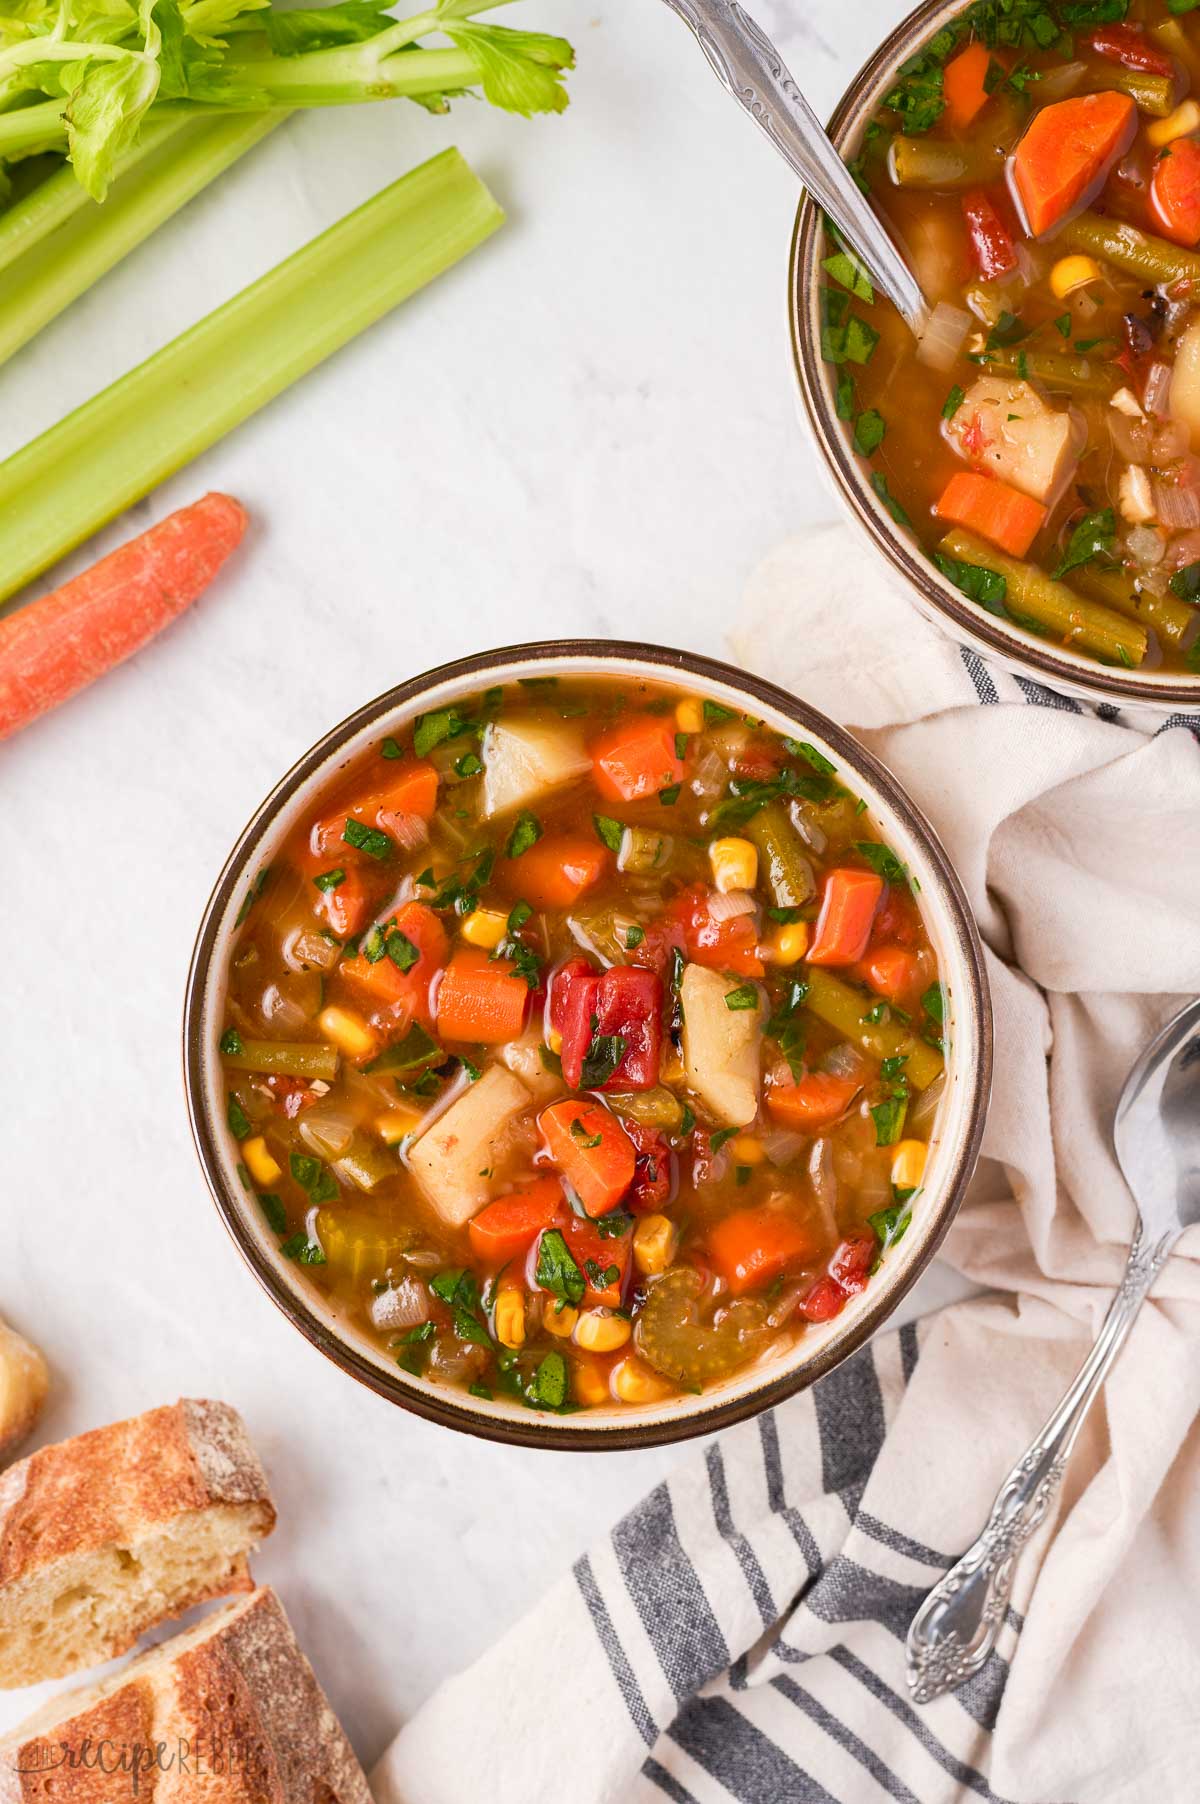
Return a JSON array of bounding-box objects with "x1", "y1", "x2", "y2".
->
[{"x1": 184, "y1": 641, "x2": 991, "y2": 1448}]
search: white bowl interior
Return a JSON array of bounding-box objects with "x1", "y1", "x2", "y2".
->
[{"x1": 192, "y1": 650, "x2": 986, "y2": 1436}]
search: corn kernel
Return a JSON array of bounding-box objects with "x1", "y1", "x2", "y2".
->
[
  {"x1": 675, "y1": 697, "x2": 704, "y2": 735},
  {"x1": 764, "y1": 921, "x2": 809, "y2": 965},
  {"x1": 660, "y1": 1048, "x2": 685, "y2": 1085},
  {"x1": 542, "y1": 1302, "x2": 578, "y2": 1339},
  {"x1": 460, "y1": 908, "x2": 509, "y2": 951},
  {"x1": 729, "y1": 1135, "x2": 765, "y2": 1165},
  {"x1": 611, "y1": 1357, "x2": 676, "y2": 1406},
  {"x1": 318, "y1": 1005, "x2": 377, "y2": 1063},
  {"x1": 242, "y1": 1136, "x2": 281, "y2": 1187},
  {"x1": 633, "y1": 1214, "x2": 677, "y2": 1277},
  {"x1": 376, "y1": 1104, "x2": 423, "y2": 1146},
  {"x1": 1049, "y1": 255, "x2": 1101, "y2": 300},
  {"x1": 547, "y1": 1028, "x2": 563, "y2": 1056},
  {"x1": 574, "y1": 1308, "x2": 633, "y2": 1354},
  {"x1": 1148, "y1": 98, "x2": 1200, "y2": 148},
  {"x1": 572, "y1": 1358, "x2": 612, "y2": 1407},
  {"x1": 494, "y1": 1287, "x2": 526, "y2": 1349},
  {"x1": 891, "y1": 1139, "x2": 928, "y2": 1192},
  {"x1": 709, "y1": 837, "x2": 758, "y2": 895}
]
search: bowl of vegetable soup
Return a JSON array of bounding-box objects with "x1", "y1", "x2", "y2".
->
[
  {"x1": 791, "y1": 0, "x2": 1200, "y2": 709},
  {"x1": 184, "y1": 644, "x2": 990, "y2": 1448}
]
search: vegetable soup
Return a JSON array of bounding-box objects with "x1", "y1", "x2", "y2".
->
[
  {"x1": 218, "y1": 680, "x2": 945, "y2": 1415},
  {"x1": 828, "y1": 0, "x2": 1200, "y2": 674}
]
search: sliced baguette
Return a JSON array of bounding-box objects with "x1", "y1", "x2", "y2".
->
[
  {"x1": 0, "y1": 1586, "x2": 371, "y2": 1804},
  {"x1": 0, "y1": 1399, "x2": 275, "y2": 1687}
]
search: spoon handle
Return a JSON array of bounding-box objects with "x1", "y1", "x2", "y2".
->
[
  {"x1": 905, "y1": 1226, "x2": 1177, "y2": 1704},
  {"x1": 659, "y1": 0, "x2": 927, "y2": 333}
]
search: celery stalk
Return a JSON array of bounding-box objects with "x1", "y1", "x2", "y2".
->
[
  {"x1": 0, "y1": 113, "x2": 283, "y2": 368},
  {"x1": 0, "y1": 146, "x2": 503, "y2": 606}
]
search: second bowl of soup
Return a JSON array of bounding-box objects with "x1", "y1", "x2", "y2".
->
[
  {"x1": 184, "y1": 644, "x2": 990, "y2": 1447},
  {"x1": 792, "y1": 0, "x2": 1200, "y2": 708}
]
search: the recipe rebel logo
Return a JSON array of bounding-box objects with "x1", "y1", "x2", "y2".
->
[{"x1": 11, "y1": 1734, "x2": 274, "y2": 1791}]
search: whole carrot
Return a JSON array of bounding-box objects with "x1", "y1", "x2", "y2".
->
[{"x1": 0, "y1": 492, "x2": 246, "y2": 741}]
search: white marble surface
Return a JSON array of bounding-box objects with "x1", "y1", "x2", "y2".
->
[{"x1": 0, "y1": 0, "x2": 973, "y2": 1765}]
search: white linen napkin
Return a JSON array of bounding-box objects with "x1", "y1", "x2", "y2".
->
[{"x1": 374, "y1": 525, "x2": 1200, "y2": 1804}]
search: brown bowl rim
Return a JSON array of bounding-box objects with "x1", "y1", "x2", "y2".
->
[
  {"x1": 182, "y1": 639, "x2": 992, "y2": 1450},
  {"x1": 788, "y1": 0, "x2": 1200, "y2": 713}
]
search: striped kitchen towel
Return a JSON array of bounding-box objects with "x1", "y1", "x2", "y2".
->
[{"x1": 374, "y1": 525, "x2": 1200, "y2": 1804}]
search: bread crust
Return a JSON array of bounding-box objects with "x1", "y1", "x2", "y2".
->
[
  {"x1": 0, "y1": 1588, "x2": 373, "y2": 1804},
  {"x1": 0, "y1": 1400, "x2": 275, "y2": 1585}
]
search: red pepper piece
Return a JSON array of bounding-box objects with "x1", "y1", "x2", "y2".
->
[
  {"x1": 829, "y1": 1231, "x2": 878, "y2": 1297},
  {"x1": 1086, "y1": 24, "x2": 1176, "y2": 80},
  {"x1": 555, "y1": 959, "x2": 664, "y2": 1092},
  {"x1": 961, "y1": 189, "x2": 1018, "y2": 280},
  {"x1": 624, "y1": 1119, "x2": 674, "y2": 1214}
]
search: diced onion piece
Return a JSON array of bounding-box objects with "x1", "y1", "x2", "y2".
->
[
  {"x1": 1118, "y1": 467, "x2": 1156, "y2": 526},
  {"x1": 370, "y1": 1274, "x2": 430, "y2": 1331},
  {"x1": 1153, "y1": 481, "x2": 1200, "y2": 530},
  {"x1": 377, "y1": 809, "x2": 428, "y2": 852},
  {"x1": 706, "y1": 887, "x2": 757, "y2": 923},
  {"x1": 1143, "y1": 360, "x2": 1172, "y2": 419},
  {"x1": 298, "y1": 1100, "x2": 360, "y2": 1160},
  {"x1": 1127, "y1": 524, "x2": 1166, "y2": 567},
  {"x1": 908, "y1": 1072, "x2": 945, "y2": 1135},
  {"x1": 916, "y1": 302, "x2": 972, "y2": 372},
  {"x1": 283, "y1": 927, "x2": 341, "y2": 974},
  {"x1": 760, "y1": 1128, "x2": 806, "y2": 1168}
]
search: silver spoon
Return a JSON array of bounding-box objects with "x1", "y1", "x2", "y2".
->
[
  {"x1": 659, "y1": 0, "x2": 928, "y2": 333},
  {"x1": 906, "y1": 996, "x2": 1200, "y2": 1704}
]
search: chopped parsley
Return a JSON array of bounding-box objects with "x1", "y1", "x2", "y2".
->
[
  {"x1": 430, "y1": 1268, "x2": 492, "y2": 1347},
  {"x1": 454, "y1": 751, "x2": 483, "y2": 778},
  {"x1": 234, "y1": 866, "x2": 272, "y2": 927},
  {"x1": 821, "y1": 248, "x2": 874, "y2": 303},
  {"x1": 853, "y1": 409, "x2": 886, "y2": 456},
  {"x1": 854, "y1": 841, "x2": 910, "y2": 886},
  {"x1": 658, "y1": 783, "x2": 681, "y2": 806},
  {"x1": 312, "y1": 867, "x2": 345, "y2": 892},
  {"x1": 527, "y1": 1350, "x2": 569, "y2": 1409},
  {"x1": 342, "y1": 818, "x2": 393, "y2": 860},
  {"x1": 505, "y1": 811, "x2": 542, "y2": 859},
  {"x1": 280, "y1": 1232, "x2": 326, "y2": 1265},
  {"x1": 1169, "y1": 560, "x2": 1200, "y2": 602},
  {"x1": 594, "y1": 814, "x2": 624, "y2": 852},
  {"x1": 934, "y1": 551, "x2": 1008, "y2": 616},
  {"x1": 580, "y1": 1032, "x2": 626, "y2": 1089},
  {"x1": 227, "y1": 1094, "x2": 251, "y2": 1141},
  {"x1": 1052, "y1": 508, "x2": 1116, "y2": 581},
  {"x1": 219, "y1": 1028, "x2": 243, "y2": 1056},
  {"x1": 380, "y1": 736, "x2": 404, "y2": 759},
  {"x1": 871, "y1": 472, "x2": 912, "y2": 528},
  {"x1": 724, "y1": 983, "x2": 760, "y2": 1011},
  {"x1": 623, "y1": 924, "x2": 645, "y2": 950},
  {"x1": 783, "y1": 739, "x2": 836, "y2": 774},
  {"x1": 596, "y1": 1210, "x2": 633, "y2": 1240},
  {"x1": 289, "y1": 1152, "x2": 338, "y2": 1204},
  {"x1": 364, "y1": 1022, "x2": 441, "y2": 1074},
  {"x1": 258, "y1": 1192, "x2": 287, "y2": 1234},
  {"x1": 535, "y1": 1230, "x2": 585, "y2": 1309},
  {"x1": 413, "y1": 706, "x2": 477, "y2": 757}
]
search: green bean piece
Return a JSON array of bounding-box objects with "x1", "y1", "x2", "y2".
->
[
  {"x1": 1059, "y1": 212, "x2": 1200, "y2": 289},
  {"x1": 805, "y1": 970, "x2": 943, "y2": 1090},
  {"x1": 982, "y1": 346, "x2": 1119, "y2": 397},
  {"x1": 744, "y1": 802, "x2": 816, "y2": 908},
  {"x1": 618, "y1": 826, "x2": 673, "y2": 874},
  {"x1": 1070, "y1": 563, "x2": 1197, "y2": 652},
  {"x1": 609, "y1": 1087, "x2": 686, "y2": 1133},
  {"x1": 222, "y1": 1039, "x2": 340, "y2": 1081},
  {"x1": 333, "y1": 1134, "x2": 398, "y2": 1192},
  {"x1": 936, "y1": 528, "x2": 1148, "y2": 667},
  {"x1": 1084, "y1": 63, "x2": 1176, "y2": 118},
  {"x1": 888, "y1": 135, "x2": 1004, "y2": 189}
]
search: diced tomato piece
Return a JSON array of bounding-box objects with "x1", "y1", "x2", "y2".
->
[
  {"x1": 264, "y1": 1075, "x2": 322, "y2": 1117},
  {"x1": 338, "y1": 902, "x2": 448, "y2": 1027},
  {"x1": 436, "y1": 948, "x2": 530, "y2": 1044},
  {"x1": 549, "y1": 957, "x2": 596, "y2": 1034},
  {"x1": 798, "y1": 1276, "x2": 847, "y2": 1323},
  {"x1": 934, "y1": 471, "x2": 1047, "y2": 559},
  {"x1": 560, "y1": 965, "x2": 663, "y2": 1093},
  {"x1": 1011, "y1": 91, "x2": 1137, "y2": 237},
  {"x1": 1086, "y1": 24, "x2": 1177, "y2": 81},
  {"x1": 857, "y1": 944, "x2": 923, "y2": 1008},
  {"x1": 315, "y1": 866, "x2": 373, "y2": 939},
  {"x1": 962, "y1": 189, "x2": 1018, "y2": 280},
  {"x1": 807, "y1": 868, "x2": 885, "y2": 966},
  {"x1": 766, "y1": 1072, "x2": 861, "y2": 1134},
  {"x1": 829, "y1": 1231, "x2": 877, "y2": 1297},
  {"x1": 869, "y1": 886, "x2": 922, "y2": 951},
  {"x1": 590, "y1": 715, "x2": 684, "y2": 803},
  {"x1": 539, "y1": 1099, "x2": 636, "y2": 1217},
  {"x1": 500, "y1": 833, "x2": 609, "y2": 910},
  {"x1": 562, "y1": 1212, "x2": 632, "y2": 1308},
  {"x1": 556, "y1": 960, "x2": 601, "y2": 1086},
  {"x1": 623, "y1": 1118, "x2": 674, "y2": 1213},
  {"x1": 468, "y1": 1177, "x2": 565, "y2": 1265},
  {"x1": 732, "y1": 738, "x2": 783, "y2": 782},
  {"x1": 664, "y1": 883, "x2": 764, "y2": 978},
  {"x1": 942, "y1": 40, "x2": 991, "y2": 131},
  {"x1": 1150, "y1": 139, "x2": 1200, "y2": 248},
  {"x1": 707, "y1": 1206, "x2": 821, "y2": 1297}
]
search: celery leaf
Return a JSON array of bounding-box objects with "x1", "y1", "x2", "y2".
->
[{"x1": 442, "y1": 20, "x2": 573, "y2": 114}]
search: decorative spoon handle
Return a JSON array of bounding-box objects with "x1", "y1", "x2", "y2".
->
[
  {"x1": 658, "y1": 0, "x2": 927, "y2": 332},
  {"x1": 905, "y1": 1225, "x2": 1177, "y2": 1704}
]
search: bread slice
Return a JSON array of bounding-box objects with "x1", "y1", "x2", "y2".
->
[
  {"x1": 0, "y1": 1399, "x2": 275, "y2": 1687},
  {"x1": 0, "y1": 1587, "x2": 371, "y2": 1804}
]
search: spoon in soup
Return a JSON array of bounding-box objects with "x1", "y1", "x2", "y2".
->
[
  {"x1": 658, "y1": 0, "x2": 929, "y2": 334},
  {"x1": 906, "y1": 996, "x2": 1200, "y2": 1704}
]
